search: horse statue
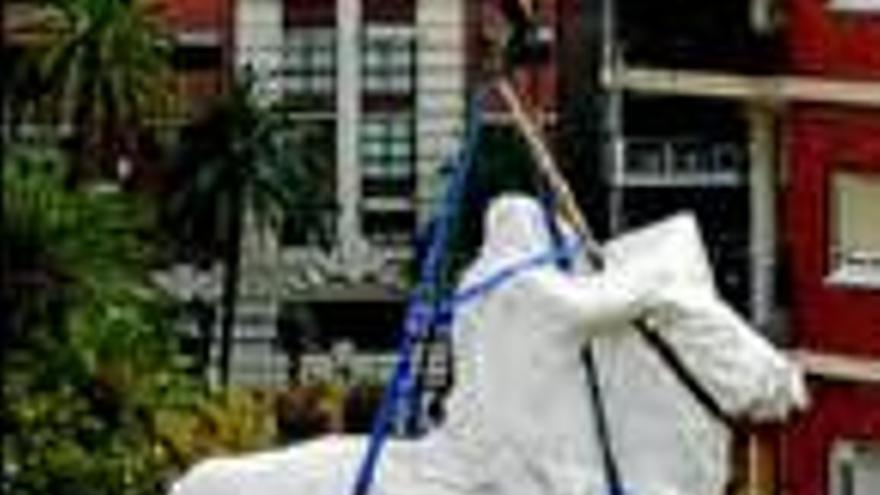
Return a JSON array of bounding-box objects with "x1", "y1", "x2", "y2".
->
[{"x1": 171, "y1": 194, "x2": 807, "y2": 495}]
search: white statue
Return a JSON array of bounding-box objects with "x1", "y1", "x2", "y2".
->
[{"x1": 171, "y1": 195, "x2": 806, "y2": 495}]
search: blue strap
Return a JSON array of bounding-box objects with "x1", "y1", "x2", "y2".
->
[
  {"x1": 433, "y1": 235, "x2": 585, "y2": 326},
  {"x1": 351, "y1": 89, "x2": 488, "y2": 495},
  {"x1": 351, "y1": 87, "x2": 603, "y2": 495}
]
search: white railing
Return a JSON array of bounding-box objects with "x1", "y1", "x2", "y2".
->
[
  {"x1": 615, "y1": 137, "x2": 747, "y2": 187},
  {"x1": 299, "y1": 352, "x2": 397, "y2": 384}
]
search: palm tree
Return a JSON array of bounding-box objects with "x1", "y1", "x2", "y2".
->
[
  {"x1": 16, "y1": 0, "x2": 171, "y2": 180},
  {"x1": 169, "y1": 76, "x2": 334, "y2": 386}
]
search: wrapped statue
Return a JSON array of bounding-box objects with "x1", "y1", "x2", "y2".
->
[{"x1": 172, "y1": 195, "x2": 807, "y2": 495}]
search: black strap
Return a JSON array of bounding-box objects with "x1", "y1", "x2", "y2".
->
[
  {"x1": 581, "y1": 346, "x2": 626, "y2": 495},
  {"x1": 635, "y1": 320, "x2": 738, "y2": 429},
  {"x1": 540, "y1": 190, "x2": 626, "y2": 495}
]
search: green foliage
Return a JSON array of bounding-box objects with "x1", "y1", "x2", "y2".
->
[
  {"x1": 153, "y1": 389, "x2": 278, "y2": 468},
  {"x1": 167, "y1": 77, "x2": 335, "y2": 260},
  {"x1": 13, "y1": 0, "x2": 172, "y2": 175},
  {"x1": 2, "y1": 146, "x2": 157, "y2": 343},
  {"x1": 1, "y1": 148, "x2": 203, "y2": 495},
  {"x1": 166, "y1": 76, "x2": 335, "y2": 384}
]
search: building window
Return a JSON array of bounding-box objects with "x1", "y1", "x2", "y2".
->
[
  {"x1": 280, "y1": 120, "x2": 338, "y2": 247},
  {"x1": 362, "y1": 25, "x2": 415, "y2": 94},
  {"x1": 360, "y1": 114, "x2": 415, "y2": 244},
  {"x1": 829, "y1": 171, "x2": 880, "y2": 287},
  {"x1": 361, "y1": 114, "x2": 414, "y2": 182},
  {"x1": 282, "y1": 27, "x2": 336, "y2": 94},
  {"x1": 172, "y1": 44, "x2": 223, "y2": 71},
  {"x1": 830, "y1": 0, "x2": 880, "y2": 12},
  {"x1": 831, "y1": 441, "x2": 880, "y2": 495}
]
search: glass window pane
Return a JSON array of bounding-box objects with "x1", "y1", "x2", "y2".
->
[
  {"x1": 283, "y1": 28, "x2": 336, "y2": 95},
  {"x1": 391, "y1": 142, "x2": 410, "y2": 157},
  {"x1": 834, "y1": 172, "x2": 880, "y2": 257},
  {"x1": 314, "y1": 52, "x2": 334, "y2": 68},
  {"x1": 360, "y1": 117, "x2": 413, "y2": 186},
  {"x1": 831, "y1": 441, "x2": 880, "y2": 495},
  {"x1": 288, "y1": 77, "x2": 306, "y2": 92},
  {"x1": 361, "y1": 26, "x2": 413, "y2": 95}
]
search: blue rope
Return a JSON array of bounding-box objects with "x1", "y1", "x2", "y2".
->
[
  {"x1": 350, "y1": 233, "x2": 582, "y2": 495},
  {"x1": 350, "y1": 87, "x2": 606, "y2": 495},
  {"x1": 351, "y1": 89, "x2": 488, "y2": 495}
]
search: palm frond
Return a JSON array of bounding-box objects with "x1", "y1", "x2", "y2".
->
[{"x1": 11, "y1": 0, "x2": 171, "y2": 175}]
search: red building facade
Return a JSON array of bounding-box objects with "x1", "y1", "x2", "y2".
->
[
  {"x1": 782, "y1": 2, "x2": 880, "y2": 495},
  {"x1": 154, "y1": 0, "x2": 231, "y2": 116}
]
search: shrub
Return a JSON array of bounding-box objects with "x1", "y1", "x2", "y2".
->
[
  {"x1": 1, "y1": 148, "x2": 209, "y2": 495},
  {"x1": 153, "y1": 389, "x2": 278, "y2": 470}
]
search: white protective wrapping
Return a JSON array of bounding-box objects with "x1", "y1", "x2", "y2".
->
[{"x1": 171, "y1": 195, "x2": 807, "y2": 495}]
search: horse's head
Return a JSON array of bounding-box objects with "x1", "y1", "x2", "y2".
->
[{"x1": 604, "y1": 214, "x2": 809, "y2": 422}]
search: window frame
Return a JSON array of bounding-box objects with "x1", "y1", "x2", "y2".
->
[
  {"x1": 830, "y1": 440, "x2": 880, "y2": 495},
  {"x1": 283, "y1": 27, "x2": 337, "y2": 95},
  {"x1": 361, "y1": 24, "x2": 416, "y2": 95},
  {"x1": 359, "y1": 112, "x2": 416, "y2": 245},
  {"x1": 828, "y1": 0, "x2": 880, "y2": 13},
  {"x1": 826, "y1": 169, "x2": 880, "y2": 289},
  {"x1": 360, "y1": 113, "x2": 416, "y2": 184}
]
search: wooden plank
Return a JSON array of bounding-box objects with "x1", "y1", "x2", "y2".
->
[
  {"x1": 790, "y1": 349, "x2": 880, "y2": 384},
  {"x1": 603, "y1": 65, "x2": 880, "y2": 108},
  {"x1": 729, "y1": 430, "x2": 779, "y2": 495},
  {"x1": 495, "y1": 78, "x2": 604, "y2": 264}
]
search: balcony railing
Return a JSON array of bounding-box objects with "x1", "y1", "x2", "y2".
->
[{"x1": 614, "y1": 137, "x2": 747, "y2": 187}]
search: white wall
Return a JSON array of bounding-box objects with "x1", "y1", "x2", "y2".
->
[
  {"x1": 336, "y1": 0, "x2": 364, "y2": 253},
  {"x1": 416, "y1": 0, "x2": 467, "y2": 224},
  {"x1": 236, "y1": 0, "x2": 284, "y2": 101},
  {"x1": 230, "y1": 0, "x2": 289, "y2": 386}
]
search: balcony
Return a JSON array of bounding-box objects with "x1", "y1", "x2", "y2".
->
[{"x1": 612, "y1": 137, "x2": 747, "y2": 187}]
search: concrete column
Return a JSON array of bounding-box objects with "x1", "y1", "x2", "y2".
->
[
  {"x1": 416, "y1": 0, "x2": 466, "y2": 224},
  {"x1": 601, "y1": 0, "x2": 625, "y2": 234},
  {"x1": 337, "y1": 0, "x2": 364, "y2": 250},
  {"x1": 233, "y1": 212, "x2": 288, "y2": 387},
  {"x1": 235, "y1": 0, "x2": 284, "y2": 101},
  {"x1": 228, "y1": 0, "x2": 289, "y2": 387},
  {"x1": 747, "y1": 105, "x2": 778, "y2": 337}
]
